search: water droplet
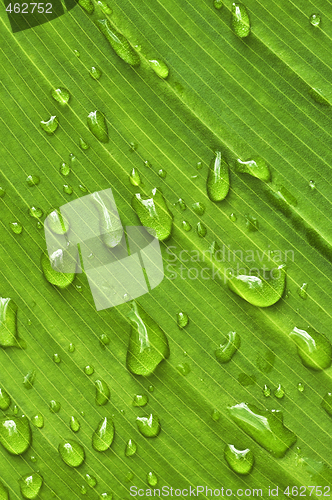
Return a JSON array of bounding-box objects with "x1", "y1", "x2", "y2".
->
[
  {"x1": 308, "y1": 88, "x2": 329, "y2": 106},
  {"x1": 81, "y1": 485, "x2": 87, "y2": 495},
  {"x1": 297, "y1": 382, "x2": 305, "y2": 393},
  {"x1": 0, "y1": 298, "x2": 21, "y2": 347},
  {"x1": 196, "y1": 222, "x2": 207, "y2": 237},
  {"x1": 215, "y1": 331, "x2": 241, "y2": 363},
  {"x1": 274, "y1": 384, "x2": 285, "y2": 399},
  {"x1": 176, "y1": 362, "x2": 191, "y2": 376},
  {"x1": 213, "y1": 0, "x2": 223, "y2": 8},
  {"x1": 85, "y1": 473, "x2": 97, "y2": 488},
  {"x1": 289, "y1": 326, "x2": 332, "y2": 371},
  {"x1": 207, "y1": 151, "x2": 230, "y2": 201},
  {"x1": 101, "y1": 493, "x2": 112, "y2": 499},
  {"x1": 0, "y1": 187, "x2": 5, "y2": 198},
  {"x1": 58, "y1": 440, "x2": 85, "y2": 467},
  {"x1": 228, "y1": 402, "x2": 296, "y2": 458},
  {"x1": 236, "y1": 157, "x2": 270, "y2": 182},
  {"x1": 132, "y1": 188, "x2": 173, "y2": 241},
  {"x1": 99, "y1": 333, "x2": 110, "y2": 348},
  {"x1": 0, "y1": 414, "x2": 31, "y2": 455},
  {"x1": 26, "y1": 175, "x2": 40, "y2": 187},
  {"x1": 30, "y1": 455, "x2": 36, "y2": 462},
  {"x1": 158, "y1": 168, "x2": 167, "y2": 179},
  {"x1": 177, "y1": 311, "x2": 189, "y2": 329},
  {"x1": 146, "y1": 471, "x2": 158, "y2": 487},
  {"x1": 245, "y1": 214, "x2": 259, "y2": 232},
  {"x1": 136, "y1": 414, "x2": 160, "y2": 438},
  {"x1": 63, "y1": 184, "x2": 73, "y2": 195},
  {"x1": 0, "y1": 481, "x2": 8, "y2": 499},
  {"x1": 92, "y1": 417, "x2": 115, "y2": 451},
  {"x1": 69, "y1": 416, "x2": 80, "y2": 433},
  {"x1": 51, "y1": 87, "x2": 70, "y2": 105},
  {"x1": 125, "y1": 438, "x2": 137, "y2": 457},
  {"x1": 89, "y1": 66, "x2": 102, "y2": 81},
  {"x1": 84, "y1": 365, "x2": 94, "y2": 376},
  {"x1": 31, "y1": 414, "x2": 44, "y2": 429},
  {"x1": 23, "y1": 370, "x2": 36, "y2": 390},
  {"x1": 60, "y1": 162, "x2": 70, "y2": 176},
  {"x1": 41, "y1": 250, "x2": 76, "y2": 289},
  {"x1": 49, "y1": 400, "x2": 61, "y2": 413},
  {"x1": 95, "y1": 379, "x2": 110, "y2": 406},
  {"x1": 46, "y1": 208, "x2": 69, "y2": 235},
  {"x1": 211, "y1": 409, "x2": 221, "y2": 421},
  {"x1": 78, "y1": 0, "x2": 94, "y2": 13},
  {"x1": 10, "y1": 222, "x2": 23, "y2": 235},
  {"x1": 298, "y1": 283, "x2": 308, "y2": 300},
  {"x1": 96, "y1": 0, "x2": 112, "y2": 14},
  {"x1": 29, "y1": 206, "x2": 43, "y2": 219},
  {"x1": 129, "y1": 168, "x2": 141, "y2": 186},
  {"x1": 310, "y1": 13, "x2": 321, "y2": 27},
  {"x1": 68, "y1": 343, "x2": 75, "y2": 353},
  {"x1": 229, "y1": 213, "x2": 237, "y2": 222},
  {"x1": 177, "y1": 198, "x2": 186, "y2": 211},
  {"x1": 40, "y1": 115, "x2": 59, "y2": 135},
  {"x1": 129, "y1": 142, "x2": 138, "y2": 152},
  {"x1": 149, "y1": 59, "x2": 169, "y2": 79},
  {"x1": 126, "y1": 301, "x2": 170, "y2": 376},
  {"x1": 224, "y1": 444, "x2": 254, "y2": 475},
  {"x1": 133, "y1": 394, "x2": 149, "y2": 407},
  {"x1": 19, "y1": 472, "x2": 43, "y2": 499},
  {"x1": 125, "y1": 472, "x2": 134, "y2": 482},
  {"x1": 0, "y1": 389, "x2": 10, "y2": 411},
  {"x1": 309, "y1": 180, "x2": 316, "y2": 190},
  {"x1": 196, "y1": 161, "x2": 203, "y2": 170},
  {"x1": 148, "y1": 385, "x2": 154, "y2": 392},
  {"x1": 79, "y1": 184, "x2": 88, "y2": 193},
  {"x1": 91, "y1": 191, "x2": 123, "y2": 248},
  {"x1": 181, "y1": 220, "x2": 191, "y2": 232},
  {"x1": 74, "y1": 49, "x2": 80, "y2": 57},
  {"x1": 263, "y1": 385, "x2": 271, "y2": 397},
  {"x1": 192, "y1": 202, "x2": 205, "y2": 215},
  {"x1": 78, "y1": 138, "x2": 90, "y2": 151},
  {"x1": 87, "y1": 110, "x2": 109, "y2": 143},
  {"x1": 231, "y1": 3, "x2": 251, "y2": 38},
  {"x1": 96, "y1": 19, "x2": 140, "y2": 66},
  {"x1": 228, "y1": 264, "x2": 286, "y2": 307}
]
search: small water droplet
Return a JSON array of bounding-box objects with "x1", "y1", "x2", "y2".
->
[
  {"x1": 129, "y1": 168, "x2": 141, "y2": 186},
  {"x1": 84, "y1": 365, "x2": 94, "y2": 376},
  {"x1": 229, "y1": 213, "x2": 237, "y2": 222},
  {"x1": 309, "y1": 180, "x2": 316, "y2": 190},
  {"x1": 181, "y1": 220, "x2": 191, "y2": 232},
  {"x1": 53, "y1": 353, "x2": 61, "y2": 364},
  {"x1": 129, "y1": 141, "x2": 138, "y2": 152},
  {"x1": 211, "y1": 409, "x2": 221, "y2": 421},
  {"x1": 23, "y1": 370, "x2": 36, "y2": 390},
  {"x1": 29, "y1": 206, "x2": 43, "y2": 219},
  {"x1": 58, "y1": 440, "x2": 85, "y2": 467},
  {"x1": 31, "y1": 414, "x2": 44, "y2": 429},
  {"x1": 224, "y1": 444, "x2": 254, "y2": 475},
  {"x1": 99, "y1": 333, "x2": 110, "y2": 348},
  {"x1": 213, "y1": 0, "x2": 223, "y2": 8},
  {"x1": 0, "y1": 415, "x2": 31, "y2": 455},
  {"x1": 0, "y1": 187, "x2": 5, "y2": 198},
  {"x1": 125, "y1": 472, "x2": 134, "y2": 483},
  {"x1": 290, "y1": 326, "x2": 332, "y2": 371},
  {"x1": 274, "y1": 384, "x2": 285, "y2": 399},
  {"x1": 10, "y1": 222, "x2": 23, "y2": 234},
  {"x1": 215, "y1": 331, "x2": 241, "y2": 363},
  {"x1": 310, "y1": 13, "x2": 321, "y2": 27},
  {"x1": 74, "y1": 49, "x2": 80, "y2": 57},
  {"x1": 207, "y1": 151, "x2": 230, "y2": 201},
  {"x1": 0, "y1": 388, "x2": 11, "y2": 410},
  {"x1": 95, "y1": 379, "x2": 110, "y2": 405},
  {"x1": 13, "y1": 405, "x2": 18, "y2": 415},
  {"x1": 231, "y1": 3, "x2": 251, "y2": 38},
  {"x1": 92, "y1": 417, "x2": 115, "y2": 451},
  {"x1": 176, "y1": 362, "x2": 191, "y2": 376},
  {"x1": 177, "y1": 311, "x2": 189, "y2": 329},
  {"x1": 298, "y1": 283, "x2": 308, "y2": 300},
  {"x1": 96, "y1": 0, "x2": 112, "y2": 14},
  {"x1": 80, "y1": 485, "x2": 87, "y2": 495},
  {"x1": 51, "y1": 87, "x2": 70, "y2": 105},
  {"x1": 196, "y1": 222, "x2": 207, "y2": 237},
  {"x1": 47, "y1": 208, "x2": 69, "y2": 235},
  {"x1": 196, "y1": 161, "x2": 203, "y2": 170},
  {"x1": 49, "y1": 400, "x2": 61, "y2": 413},
  {"x1": 30, "y1": 454, "x2": 37, "y2": 462},
  {"x1": 236, "y1": 157, "x2": 270, "y2": 182},
  {"x1": 297, "y1": 382, "x2": 305, "y2": 393},
  {"x1": 136, "y1": 414, "x2": 161, "y2": 438},
  {"x1": 60, "y1": 162, "x2": 70, "y2": 176},
  {"x1": 146, "y1": 471, "x2": 158, "y2": 487},
  {"x1": 100, "y1": 493, "x2": 112, "y2": 499},
  {"x1": 89, "y1": 66, "x2": 102, "y2": 81},
  {"x1": 87, "y1": 110, "x2": 109, "y2": 143},
  {"x1": 85, "y1": 473, "x2": 97, "y2": 488},
  {"x1": 192, "y1": 202, "x2": 205, "y2": 215},
  {"x1": 69, "y1": 416, "x2": 80, "y2": 433},
  {"x1": 41, "y1": 249, "x2": 75, "y2": 288},
  {"x1": 158, "y1": 168, "x2": 167, "y2": 179},
  {"x1": 40, "y1": 115, "x2": 59, "y2": 135},
  {"x1": 79, "y1": 137, "x2": 90, "y2": 150},
  {"x1": 149, "y1": 59, "x2": 169, "y2": 79},
  {"x1": 176, "y1": 198, "x2": 186, "y2": 211},
  {"x1": 143, "y1": 159, "x2": 151, "y2": 167},
  {"x1": 148, "y1": 385, "x2": 154, "y2": 393},
  {"x1": 26, "y1": 175, "x2": 40, "y2": 187},
  {"x1": 262, "y1": 384, "x2": 271, "y2": 397},
  {"x1": 133, "y1": 394, "x2": 149, "y2": 407},
  {"x1": 245, "y1": 214, "x2": 259, "y2": 232},
  {"x1": 19, "y1": 472, "x2": 43, "y2": 499},
  {"x1": 63, "y1": 184, "x2": 73, "y2": 195},
  {"x1": 68, "y1": 343, "x2": 75, "y2": 353}
]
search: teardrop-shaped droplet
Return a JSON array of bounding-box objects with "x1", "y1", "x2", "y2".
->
[
  {"x1": 176, "y1": 362, "x2": 191, "y2": 376},
  {"x1": 51, "y1": 87, "x2": 70, "y2": 105},
  {"x1": 46, "y1": 208, "x2": 69, "y2": 235},
  {"x1": 53, "y1": 353, "x2": 61, "y2": 364},
  {"x1": 158, "y1": 168, "x2": 167, "y2": 179},
  {"x1": 308, "y1": 88, "x2": 329, "y2": 106},
  {"x1": 19, "y1": 472, "x2": 43, "y2": 499},
  {"x1": 41, "y1": 251, "x2": 75, "y2": 289},
  {"x1": 211, "y1": 409, "x2": 221, "y2": 421},
  {"x1": 177, "y1": 312, "x2": 189, "y2": 329},
  {"x1": 23, "y1": 370, "x2": 36, "y2": 390},
  {"x1": 289, "y1": 326, "x2": 332, "y2": 371},
  {"x1": 146, "y1": 472, "x2": 158, "y2": 487},
  {"x1": 136, "y1": 414, "x2": 161, "y2": 438},
  {"x1": 274, "y1": 384, "x2": 285, "y2": 399},
  {"x1": 213, "y1": 0, "x2": 223, "y2": 9},
  {"x1": 0, "y1": 389, "x2": 10, "y2": 411},
  {"x1": 207, "y1": 151, "x2": 230, "y2": 201},
  {"x1": 49, "y1": 400, "x2": 61, "y2": 413},
  {"x1": 70, "y1": 416, "x2": 80, "y2": 432},
  {"x1": 182, "y1": 220, "x2": 191, "y2": 232},
  {"x1": 215, "y1": 331, "x2": 241, "y2": 363},
  {"x1": 196, "y1": 222, "x2": 207, "y2": 237},
  {"x1": 96, "y1": 0, "x2": 112, "y2": 14},
  {"x1": 236, "y1": 157, "x2": 271, "y2": 182},
  {"x1": 263, "y1": 385, "x2": 271, "y2": 397},
  {"x1": 92, "y1": 417, "x2": 115, "y2": 451},
  {"x1": 91, "y1": 191, "x2": 123, "y2": 248},
  {"x1": 0, "y1": 414, "x2": 31, "y2": 455},
  {"x1": 321, "y1": 392, "x2": 332, "y2": 417},
  {"x1": 177, "y1": 198, "x2": 186, "y2": 211},
  {"x1": 132, "y1": 188, "x2": 173, "y2": 241},
  {"x1": 129, "y1": 168, "x2": 141, "y2": 186},
  {"x1": 10, "y1": 222, "x2": 23, "y2": 234},
  {"x1": 297, "y1": 283, "x2": 308, "y2": 300},
  {"x1": 87, "y1": 110, "x2": 109, "y2": 143},
  {"x1": 228, "y1": 403, "x2": 296, "y2": 458},
  {"x1": 26, "y1": 175, "x2": 40, "y2": 187},
  {"x1": 89, "y1": 66, "x2": 102, "y2": 80},
  {"x1": 78, "y1": 0, "x2": 94, "y2": 13},
  {"x1": 58, "y1": 440, "x2": 85, "y2": 467},
  {"x1": 63, "y1": 184, "x2": 73, "y2": 195},
  {"x1": 297, "y1": 382, "x2": 305, "y2": 393},
  {"x1": 96, "y1": 19, "x2": 140, "y2": 67},
  {"x1": 245, "y1": 214, "x2": 259, "y2": 232},
  {"x1": 40, "y1": 115, "x2": 59, "y2": 134},
  {"x1": 228, "y1": 264, "x2": 286, "y2": 307},
  {"x1": 85, "y1": 473, "x2": 97, "y2": 488},
  {"x1": 60, "y1": 162, "x2": 70, "y2": 176},
  {"x1": 0, "y1": 298, "x2": 20, "y2": 347},
  {"x1": 149, "y1": 59, "x2": 169, "y2": 79},
  {"x1": 68, "y1": 343, "x2": 75, "y2": 352},
  {"x1": 126, "y1": 301, "x2": 170, "y2": 376},
  {"x1": 310, "y1": 13, "x2": 321, "y2": 27},
  {"x1": 99, "y1": 334, "x2": 110, "y2": 348},
  {"x1": 224, "y1": 444, "x2": 254, "y2": 475},
  {"x1": 79, "y1": 137, "x2": 90, "y2": 150},
  {"x1": 192, "y1": 202, "x2": 205, "y2": 215},
  {"x1": 29, "y1": 206, "x2": 43, "y2": 219},
  {"x1": 133, "y1": 394, "x2": 149, "y2": 407},
  {"x1": 31, "y1": 414, "x2": 44, "y2": 429},
  {"x1": 95, "y1": 379, "x2": 110, "y2": 406},
  {"x1": 125, "y1": 438, "x2": 137, "y2": 457},
  {"x1": 231, "y1": 3, "x2": 250, "y2": 38},
  {"x1": 84, "y1": 365, "x2": 94, "y2": 376},
  {"x1": 0, "y1": 481, "x2": 8, "y2": 500},
  {"x1": 74, "y1": 49, "x2": 80, "y2": 57}
]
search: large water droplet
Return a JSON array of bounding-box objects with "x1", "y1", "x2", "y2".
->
[
  {"x1": 41, "y1": 248, "x2": 76, "y2": 289},
  {"x1": 49, "y1": 400, "x2": 61, "y2": 413},
  {"x1": 182, "y1": 220, "x2": 191, "y2": 232},
  {"x1": 31, "y1": 414, "x2": 44, "y2": 429},
  {"x1": 289, "y1": 326, "x2": 332, "y2": 371},
  {"x1": 91, "y1": 191, "x2": 123, "y2": 248},
  {"x1": 125, "y1": 439, "x2": 137, "y2": 457},
  {"x1": 19, "y1": 472, "x2": 43, "y2": 499},
  {"x1": 87, "y1": 110, "x2": 109, "y2": 143},
  {"x1": 224, "y1": 444, "x2": 254, "y2": 475},
  {"x1": 231, "y1": 3, "x2": 251, "y2": 38},
  {"x1": 70, "y1": 416, "x2": 80, "y2": 432},
  {"x1": 26, "y1": 175, "x2": 40, "y2": 187},
  {"x1": 0, "y1": 481, "x2": 8, "y2": 499},
  {"x1": 147, "y1": 472, "x2": 158, "y2": 487},
  {"x1": 51, "y1": 87, "x2": 70, "y2": 105},
  {"x1": 0, "y1": 389, "x2": 10, "y2": 411},
  {"x1": 126, "y1": 301, "x2": 170, "y2": 376},
  {"x1": 89, "y1": 66, "x2": 102, "y2": 80},
  {"x1": 23, "y1": 370, "x2": 36, "y2": 390},
  {"x1": 192, "y1": 202, "x2": 205, "y2": 215},
  {"x1": 297, "y1": 283, "x2": 308, "y2": 300},
  {"x1": 58, "y1": 440, "x2": 85, "y2": 467},
  {"x1": 84, "y1": 365, "x2": 94, "y2": 376},
  {"x1": 236, "y1": 157, "x2": 270, "y2": 182},
  {"x1": 78, "y1": 0, "x2": 94, "y2": 14},
  {"x1": 96, "y1": 19, "x2": 140, "y2": 66},
  {"x1": 321, "y1": 393, "x2": 332, "y2": 417},
  {"x1": 95, "y1": 379, "x2": 110, "y2": 406},
  {"x1": 40, "y1": 115, "x2": 58, "y2": 134},
  {"x1": 0, "y1": 298, "x2": 20, "y2": 347},
  {"x1": 196, "y1": 222, "x2": 207, "y2": 237},
  {"x1": 129, "y1": 168, "x2": 141, "y2": 186},
  {"x1": 228, "y1": 264, "x2": 286, "y2": 307},
  {"x1": 228, "y1": 403, "x2": 296, "y2": 458},
  {"x1": 28, "y1": 206, "x2": 43, "y2": 219},
  {"x1": 207, "y1": 151, "x2": 230, "y2": 201},
  {"x1": 133, "y1": 394, "x2": 148, "y2": 407},
  {"x1": 92, "y1": 417, "x2": 114, "y2": 451},
  {"x1": 177, "y1": 312, "x2": 189, "y2": 329},
  {"x1": 215, "y1": 331, "x2": 240, "y2": 363},
  {"x1": 46, "y1": 208, "x2": 69, "y2": 235},
  {"x1": 149, "y1": 59, "x2": 169, "y2": 79},
  {"x1": 132, "y1": 188, "x2": 173, "y2": 241},
  {"x1": 0, "y1": 414, "x2": 31, "y2": 455},
  {"x1": 136, "y1": 414, "x2": 160, "y2": 438},
  {"x1": 310, "y1": 13, "x2": 321, "y2": 27},
  {"x1": 85, "y1": 473, "x2": 97, "y2": 488}
]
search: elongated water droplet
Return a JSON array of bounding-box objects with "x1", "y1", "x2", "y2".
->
[
  {"x1": 228, "y1": 403, "x2": 296, "y2": 458},
  {"x1": 99, "y1": 333, "x2": 110, "y2": 348},
  {"x1": 92, "y1": 417, "x2": 114, "y2": 451},
  {"x1": 263, "y1": 384, "x2": 271, "y2": 397},
  {"x1": 19, "y1": 472, "x2": 43, "y2": 499},
  {"x1": 87, "y1": 110, "x2": 109, "y2": 143},
  {"x1": 59, "y1": 440, "x2": 85, "y2": 467},
  {"x1": 29, "y1": 206, "x2": 43, "y2": 219},
  {"x1": 81, "y1": 485, "x2": 87, "y2": 495},
  {"x1": 136, "y1": 414, "x2": 160, "y2": 438},
  {"x1": 0, "y1": 481, "x2": 8, "y2": 500},
  {"x1": 0, "y1": 389, "x2": 10, "y2": 411},
  {"x1": 63, "y1": 184, "x2": 73, "y2": 195},
  {"x1": 274, "y1": 384, "x2": 285, "y2": 399},
  {"x1": 26, "y1": 175, "x2": 40, "y2": 187},
  {"x1": 310, "y1": 13, "x2": 321, "y2": 27},
  {"x1": 79, "y1": 137, "x2": 90, "y2": 150},
  {"x1": 96, "y1": 19, "x2": 140, "y2": 67},
  {"x1": 40, "y1": 115, "x2": 58, "y2": 134},
  {"x1": 211, "y1": 409, "x2": 221, "y2": 421},
  {"x1": 96, "y1": 0, "x2": 112, "y2": 14},
  {"x1": 0, "y1": 414, "x2": 31, "y2": 455},
  {"x1": 298, "y1": 283, "x2": 308, "y2": 300},
  {"x1": 158, "y1": 168, "x2": 167, "y2": 179},
  {"x1": 126, "y1": 301, "x2": 170, "y2": 376},
  {"x1": 129, "y1": 168, "x2": 141, "y2": 186},
  {"x1": 41, "y1": 250, "x2": 75, "y2": 289},
  {"x1": 321, "y1": 393, "x2": 332, "y2": 417},
  {"x1": 68, "y1": 343, "x2": 75, "y2": 352},
  {"x1": 74, "y1": 49, "x2": 80, "y2": 57},
  {"x1": 149, "y1": 59, "x2": 169, "y2": 79},
  {"x1": 228, "y1": 264, "x2": 286, "y2": 307},
  {"x1": 182, "y1": 220, "x2": 191, "y2": 232},
  {"x1": 308, "y1": 88, "x2": 329, "y2": 106},
  {"x1": 297, "y1": 382, "x2": 304, "y2": 393},
  {"x1": 196, "y1": 222, "x2": 207, "y2": 237},
  {"x1": 91, "y1": 191, "x2": 123, "y2": 248},
  {"x1": 177, "y1": 311, "x2": 189, "y2": 328},
  {"x1": 0, "y1": 298, "x2": 20, "y2": 347},
  {"x1": 129, "y1": 141, "x2": 138, "y2": 152},
  {"x1": 236, "y1": 157, "x2": 270, "y2": 182},
  {"x1": 85, "y1": 473, "x2": 97, "y2": 488},
  {"x1": 89, "y1": 66, "x2": 102, "y2": 80},
  {"x1": 10, "y1": 222, "x2": 23, "y2": 234},
  {"x1": 224, "y1": 444, "x2": 254, "y2": 475},
  {"x1": 125, "y1": 438, "x2": 137, "y2": 457},
  {"x1": 289, "y1": 326, "x2": 332, "y2": 371},
  {"x1": 229, "y1": 213, "x2": 237, "y2": 222},
  {"x1": 146, "y1": 472, "x2": 158, "y2": 487},
  {"x1": 231, "y1": 3, "x2": 250, "y2": 38},
  {"x1": 133, "y1": 394, "x2": 148, "y2": 407},
  {"x1": 84, "y1": 365, "x2": 94, "y2": 376},
  {"x1": 70, "y1": 416, "x2": 80, "y2": 432},
  {"x1": 53, "y1": 353, "x2": 61, "y2": 364},
  {"x1": 245, "y1": 214, "x2": 259, "y2": 232},
  {"x1": 177, "y1": 198, "x2": 186, "y2": 211},
  {"x1": 51, "y1": 87, "x2": 70, "y2": 105},
  {"x1": 192, "y1": 202, "x2": 205, "y2": 215},
  {"x1": 176, "y1": 362, "x2": 191, "y2": 376},
  {"x1": 23, "y1": 370, "x2": 36, "y2": 390},
  {"x1": 132, "y1": 188, "x2": 173, "y2": 241},
  {"x1": 207, "y1": 151, "x2": 230, "y2": 201},
  {"x1": 60, "y1": 162, "x2": 70, "y2": 176},
  {"x1": 49, "y1": 400, "x2": 61, "y2": 413},
  {"x1": 46, "y1": 208, "x2": 69, "y2": 235},
  {"x1": 31, "y1": 414, "x2": 44, "y2": 429},
  {"x1": 95, "y1": 379, "x2": 110, "y2": 406},
  {"x1": 215, "y1": 331, "x2": 240, "y2": 363},
  {"x1": 78, "y1": 0, "x2": 94, "y2": 14}
]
